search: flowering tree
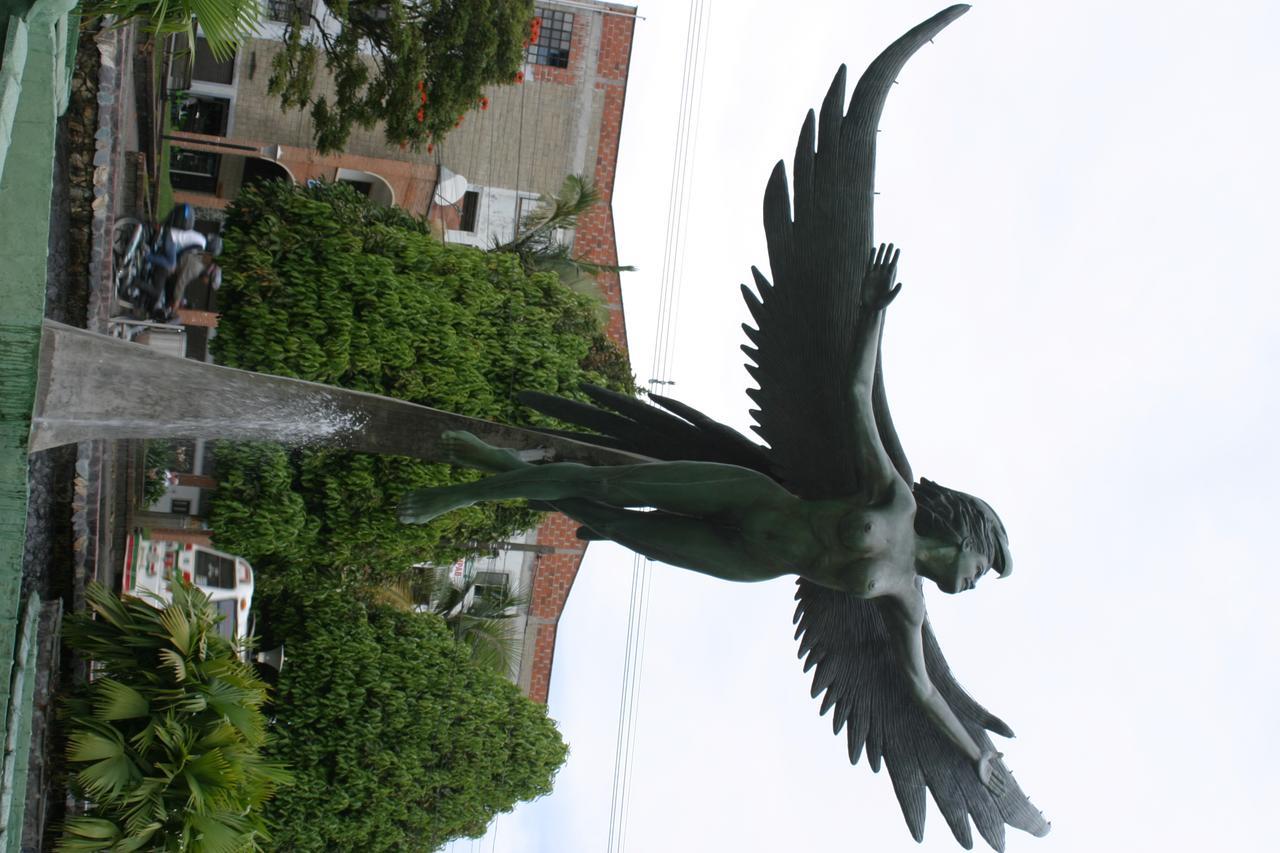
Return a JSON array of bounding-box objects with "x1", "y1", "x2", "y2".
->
[{"x1": 269, "y1": 0, "x2": 534, "y2": 154}]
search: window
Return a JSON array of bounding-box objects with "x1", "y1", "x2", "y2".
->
[
  {"x1": 172, "y1": 440, "x2": 196, "y2": 473},
  {"x1": 266, "y1": 0, "x2": 313, "y2": 23},
  {"x1": 473, "y1": 571, "x2": 510, "y2": 606},
  {"x1": 242, "y1": 157, "x2": 291, "y2": 188},
  {"x1": 349, "y1": 3, "x2": 391, "y2": 25},
  {"x1": 174, "y1": 94, "x2": 231, "y2": 136},
  {"x1": 527, "y1": 8, "x2": 574, "y2": 68},
  {"x1": 459, "y1": 190, "x2": 480, "y2": 232},
  {"x1": 339, "y1": 178, "x2": 374, "y2": 196},
  {"x1": 194, "y1": 551, "x2": 237, "y2": 589},
  {"x1": 515, "y1": 195, "x2": 538, "y2": 234},
  {"x1": 169, "y1": 148, "x2": 221, "y2": 194},
  {"x1": 191, "y1": 37, "x2": 235, "y2": 85},
  {"x1": 213, "y1": 599, "x2": 238, "y2": 640}
]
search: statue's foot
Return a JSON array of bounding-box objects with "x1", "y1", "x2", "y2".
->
[
  {"x1": 441, "y1": 430, "x2": 523, "y2": 473},
  {"x1": 399, "y1": 487, "x2": 469, "y2": 524}
]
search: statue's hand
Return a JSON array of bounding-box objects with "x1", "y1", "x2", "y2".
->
[
  {"x1": 863, "y1": 242, "x2": 902, "y2": 313},
  {"x1": 977, "y1": 750, "x2": 1010, "y2": 797}
]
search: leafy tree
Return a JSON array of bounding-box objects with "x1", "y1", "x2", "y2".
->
[
  {"x1": 205, "y1": 442, "x2": 315, "y2": 562},
  {"x1": 269, "y1": 0, "x2": 534, "y2": 154},
  {"x1": 258, "y1": 587, "x2": 567, "y2": 851},
  {"x1": 57, "y1": 582, "x2": 288, "y2": 852},
  {"x1": 207, "y1": 180, "x2": 632, "y2": 592}
]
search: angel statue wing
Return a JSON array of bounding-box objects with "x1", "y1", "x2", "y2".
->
[{"x1": 521, "y1": 6, "x2": 1049, "y2": 850}]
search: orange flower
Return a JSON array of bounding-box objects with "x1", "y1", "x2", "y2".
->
[
  {"x1": 480, "y1": 96, "x2": 489, "y2": 110},
  {"x1": 515, "y1": 70, "x2": 524, "y2": 83},
  {"x1": 530, "y1": 17, "x2": 542, "y2": 41},
  {"x1": 427, "y1": 143, "x2": 434, "y2": 154},
  {"x1": 420, "y1": 91, "x2": 427, "y2": 104},
  {"x1": 417, "y1": 108, "x2": 425, "y2": 123}
]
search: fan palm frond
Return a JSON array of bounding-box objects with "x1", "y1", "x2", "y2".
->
[{"x1": 491, "y1": 174, "x2": 635, "y2": 288}]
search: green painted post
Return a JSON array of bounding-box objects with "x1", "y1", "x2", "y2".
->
[
  {"x1": 0, "y1": 11, "x2": 51, "y2": 762},
  {"x1": 0, "y1": 0, "x2": 77, "y2": 843},
  {"x1": 0, "y1": 594, "x2": 41, "y2": 853}
]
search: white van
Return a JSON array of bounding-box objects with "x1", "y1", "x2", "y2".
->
[{"x1": 121, "y1": 530, "x2": 255, "y2": 646}]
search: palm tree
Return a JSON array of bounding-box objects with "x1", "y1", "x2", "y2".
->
[
  {"x1": 374, "y1": 565, "x2": 529, "y2": 679},
  {"x1": 490, "y1": 175, "x2": 635, "y2": 312},
  {"x1": 84, "y1": 0, "x2": 262, "y2": 61},
  {"x1": 58, "y1": 581, "x2": 289, "y2": 852}
]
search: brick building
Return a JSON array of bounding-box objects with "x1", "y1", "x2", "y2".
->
[{"x1": 157, "y1": 1, "x2": 637, "y2": 702}]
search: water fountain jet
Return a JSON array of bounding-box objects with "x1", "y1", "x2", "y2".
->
[{"x1": 29, "y1": 321, "x2": 644, "y2": 466}]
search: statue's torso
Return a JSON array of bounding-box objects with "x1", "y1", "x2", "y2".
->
[{"x1": 754, "y1": 482, "x2": 917, "y2": 596}]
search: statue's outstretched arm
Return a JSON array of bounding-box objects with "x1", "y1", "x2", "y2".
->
[
  {"x1": 879, "y1": 589, "x2": 1010, "y2": 795},
  {"x1": 849, "y1": 243, "x2": 906, "y2": 496}
]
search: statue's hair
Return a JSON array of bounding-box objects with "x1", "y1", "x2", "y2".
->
[{"x1": 913, "y1": 478, "x2": 1012, "y2": 577}]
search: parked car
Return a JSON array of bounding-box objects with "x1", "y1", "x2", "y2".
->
[{"x1": 121, "y1": 530, "x2": 255, "y2": 647}]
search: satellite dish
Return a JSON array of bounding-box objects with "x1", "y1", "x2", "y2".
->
[{"x1": 434, "y1": 167, "x2": 469, "y2": 206}]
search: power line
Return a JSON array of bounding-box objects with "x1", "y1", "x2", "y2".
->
[{"x1": 606, "y1": 4, "x2": 713, "y2": 852}]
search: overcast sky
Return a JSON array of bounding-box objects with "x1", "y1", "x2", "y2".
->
[{"x1": 456, "y1": 1, "x2": 1280, "y2": 850}]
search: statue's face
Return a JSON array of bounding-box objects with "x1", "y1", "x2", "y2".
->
[{"x1": 939, "y1": 545, "x2": 991, "y2": 594}]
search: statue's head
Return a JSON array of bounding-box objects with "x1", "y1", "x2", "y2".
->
[{"x1": 913, "y1": 478, "x2": 1011, "y2": 593}]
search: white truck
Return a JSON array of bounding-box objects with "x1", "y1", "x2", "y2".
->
[{"x1": 121, "y1": 530, "x2": 255, "y2": 646}]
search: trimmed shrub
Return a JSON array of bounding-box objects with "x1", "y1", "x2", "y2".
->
[
  {"x1": 259, "y1": 588, "x2": 567, "y2": 851},
  {"x1": 208, "y1": 180, "x2": 632, "y2": 592}
]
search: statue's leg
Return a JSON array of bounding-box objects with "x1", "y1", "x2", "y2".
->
[
  {"x1": 400, "y1": 432, "x2": 796, "y2": 524},
  {"x1": 441, "y1": 431, "x2": 532, "y2": 474},
  {"x1": 555, "y1": 499, "x2": 783, "y2": 583}
]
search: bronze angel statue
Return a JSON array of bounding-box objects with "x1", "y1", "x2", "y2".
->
[{"x1": 402, "y1": 5, "x2": 1049, "y2": 849}]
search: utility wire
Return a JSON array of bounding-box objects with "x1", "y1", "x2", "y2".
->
[
  {"x1": 606, "y1": 550, "x2": 645, "y2": 853},
  {"x1": 606, "y1": 4, "x2": 712, "y2": 852},
  {"x1": 655, "y1": 2, "x2": 711, "y2": 386},
  {"x1": 646, "y1": 0, "x2": 704, "y2": 383}
]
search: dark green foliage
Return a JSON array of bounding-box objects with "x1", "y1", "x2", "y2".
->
[
  {"x1": 58, "y1": 582, "x2": 288, "y2": 852},
  {"x1": 259, "y1": 588, "x2": 567, "y2": 851},
  {"x1": 208, "y1": 180, "x2": 631, "y2": 591},
  {"x1": 141, "y1": 441, "x2": 173, "y2": 507},
  {"x1": 268, "y1": 0, "x2": 534, "y2": 153},
  {"x1": 203, "y1": 442, "x2": 314, "y2": 563},
  {"x1": 82, "y1": 0, "x2": 261, "y2": 61}
]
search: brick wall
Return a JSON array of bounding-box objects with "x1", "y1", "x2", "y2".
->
[
  {"x1": 524, "y1": 5, "x2": 635, "y2": 704},
  {"x1": 229, "y1": 38, "x2": 431, "y2": 165},
  {"x1": 165, "y1": 129, "x2": 440, "y2": 215},
  {"x1": 571, "y1": 8, "x2": 633, "y2": 349}
]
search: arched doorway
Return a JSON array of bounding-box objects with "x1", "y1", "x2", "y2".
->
[{"x1": 335, "y1": 168, "x2": 395, "y2": 206}]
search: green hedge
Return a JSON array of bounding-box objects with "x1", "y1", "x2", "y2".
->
[
  {"x1": 208, "y1": 180, "x2": 631, "y2": 590},
  {"x1": 259, "y1": 588, "x2": 567, "y2": 851}
]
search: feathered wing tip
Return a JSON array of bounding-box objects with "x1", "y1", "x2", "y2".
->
[
  {"x1": 762, "y1": 4, "x2": 972, "y2": 267},
  {"x1": 793, "y1": 580, "x2": 1050, "y2": 852},
  {"x1": 738, "y1": 6, "x2": 972, "y2": 497}
]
